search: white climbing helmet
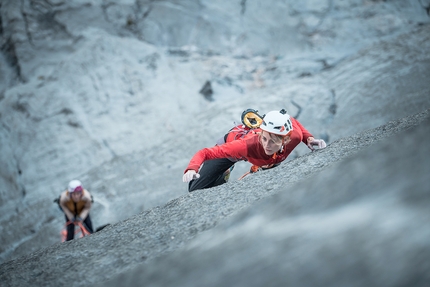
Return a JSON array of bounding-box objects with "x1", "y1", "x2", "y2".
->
[
  {"x1": 68, "y1": 180, "x2": 83, "y2": 192},
  {"x1": 260, "y1": 110, "x2": 293, "y2": 136}
]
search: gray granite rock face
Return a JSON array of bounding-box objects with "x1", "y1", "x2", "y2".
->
[
  {"x1": 0, "y1": 0, "x2": 429, "y2": 267},
  {"x1": 0, "y1": 109, "x2": 428, "y2": 287}
]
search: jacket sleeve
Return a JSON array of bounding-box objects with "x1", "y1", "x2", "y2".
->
[
  {"x1": 185, "y1": 140, "x2": 248, "y2": 173},
  {"x1": 293, "y1": 118, "x2": 313, "y2": 144},
  {"x1": 59, "y1": 191, "x2": 74, "y2": 221},
  {"x1": 78, "y1": 190, "x2": 92, "y2": 220}
]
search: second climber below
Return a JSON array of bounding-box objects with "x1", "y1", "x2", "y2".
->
[
  {"x1": 59, "y1": 180, "x2": 94, "y2": 241},
  {"x1": 182, "y1": 109, "x2": 327, "y2": 192}
]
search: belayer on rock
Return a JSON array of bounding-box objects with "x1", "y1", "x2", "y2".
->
[
  {"x1": 58, "y1": 180, "x2": 94, "y2": 241},
  {"x1": 183, "y1": 109, "x2": 327, "y2": 192}
]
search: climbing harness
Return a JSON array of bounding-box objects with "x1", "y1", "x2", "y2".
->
[{"x1": 61, "y1": 221, "x2": 91, "y2": 242}]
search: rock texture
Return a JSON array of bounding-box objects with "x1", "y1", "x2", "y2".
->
[
  {"x1": 0, "y1": 0, "x2": 429, "y2": 268},
  {"x1": 0, "y1": 108, "x2": 428, "y2": 287}
]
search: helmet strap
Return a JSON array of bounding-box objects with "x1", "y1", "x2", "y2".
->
[{"x1": 279, "y1": 137, "x2": 289, "y2": 153}]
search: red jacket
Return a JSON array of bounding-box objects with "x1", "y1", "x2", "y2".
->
[{"x1": 185, "y1": 117, "x2": 313, "y2": 173}]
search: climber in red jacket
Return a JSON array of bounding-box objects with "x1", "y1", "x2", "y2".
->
[{"x1": 183, "y1": 109, "x2": 326, "y2": 192}]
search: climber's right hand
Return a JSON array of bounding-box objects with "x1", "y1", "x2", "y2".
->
[{"x1": 183, "y1": 170, "x2": 200, "y2": 183}]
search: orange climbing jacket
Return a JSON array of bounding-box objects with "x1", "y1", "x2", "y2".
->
[{"x1": 185, "y1": 109, "x2": 313, "y2": 177}]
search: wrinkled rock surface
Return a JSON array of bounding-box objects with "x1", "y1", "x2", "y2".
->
[
  {"x1": 0, "y1": 109, "x2": 428, "y2": 287},
  {"x1": 0, "y1": 0, "x2": 429, "y2": 268}
]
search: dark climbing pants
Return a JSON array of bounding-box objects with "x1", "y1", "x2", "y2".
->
[
  {"x1": 65, "y1": 214, "x2": 94, "y2": 241},
  {"x1": 188, "y1": 158, "x2": 236, "y2": 192}
]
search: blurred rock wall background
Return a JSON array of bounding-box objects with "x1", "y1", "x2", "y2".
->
[{"x1": 0, "y1": 0, "x2": 429, "y2": 263}]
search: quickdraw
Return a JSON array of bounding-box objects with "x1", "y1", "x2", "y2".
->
[{"x1": 238, "y1": 163, "x2": 278, "y2": 180}]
